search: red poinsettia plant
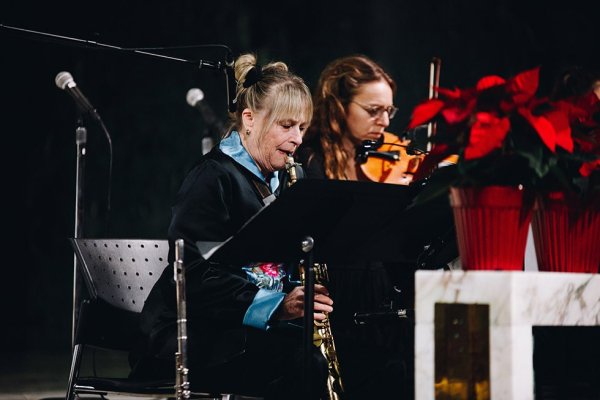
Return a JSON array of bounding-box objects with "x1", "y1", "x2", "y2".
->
[{"x1": 408, "y1": 66, "x2": 600, "y2": 199}]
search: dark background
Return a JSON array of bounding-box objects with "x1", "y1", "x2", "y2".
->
[{"x1": 1, "y1": 0, "x2": 598, "y2": 393}]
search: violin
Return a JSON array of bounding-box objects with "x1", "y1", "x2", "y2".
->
[
  {"x1": 356, "y1": 131, "x2": 426, "y2": 185},
  {"x1": 356, "y1": 57, "x2": 456, "y2": 185}
]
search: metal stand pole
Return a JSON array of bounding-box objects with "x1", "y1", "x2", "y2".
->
[
  {"x1": 301, "y1": 236, "x2": 315, "y2": 398},
  {"x1": 72, "y1": 121, "x2": 87, "y2": 348}
]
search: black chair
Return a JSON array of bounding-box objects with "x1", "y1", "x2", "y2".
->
[{"x1": 66, "y1": 238, "x2": 259, "y2": 400}]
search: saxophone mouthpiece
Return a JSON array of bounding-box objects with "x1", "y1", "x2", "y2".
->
[{"x1": 285, "y1": 155, "x2": 298, "y2": 187}]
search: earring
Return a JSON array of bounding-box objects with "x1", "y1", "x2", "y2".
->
[{"x1": 245, "y1": 129, "x2": 251, "y2": 136}]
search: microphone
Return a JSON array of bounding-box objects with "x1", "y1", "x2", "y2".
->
[
  {"x1": 186, "y1": 88, "x2": 226, "y2": 155},
  {"x1": 401, "y1": 124, "x2": 428, "y2": 155},
  {"x1": 355, "y1": 135, "x2": 400, "y2": 164},
  {"x1": 55, "y1": 71, "x2": 100, "y2": 120},
  {"x1": 224, "y1": 57, "x2": 237, "y2": 113},
  {"x1": 186, "y1": 88, "x2": 226, "y2": 131}
]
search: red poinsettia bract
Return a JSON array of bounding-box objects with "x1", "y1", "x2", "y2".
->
[{"x1": 408, "y1": 66, "x2": 579, "y2": 164}]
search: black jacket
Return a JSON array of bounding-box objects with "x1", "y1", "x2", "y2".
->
[{"x1": 131, "y1": 146, "x2": 290, "y2": 376}]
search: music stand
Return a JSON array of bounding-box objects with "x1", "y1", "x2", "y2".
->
[
  {"x1": 199, "y1": 179, "x2": 414, "y2": 263},
  {"x1": 197, "y1": 178, "x2": 415, "y2": 396}
]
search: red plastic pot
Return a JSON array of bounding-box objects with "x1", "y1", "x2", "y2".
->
[{"x1": 449, "y1": 186, "x2": 534, "y2": 271}]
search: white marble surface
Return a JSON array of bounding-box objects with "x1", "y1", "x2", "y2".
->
[
  {"x1": 524, "y1": 225, "x2": 538, "y2": 271},
  {"x1": 415, "y1": 270, "x2": 600, "y2": 400}
]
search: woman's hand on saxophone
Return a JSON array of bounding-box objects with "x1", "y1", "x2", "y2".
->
[{"x1": 275, "y1": 284, "x2": 333, "y2": 321}]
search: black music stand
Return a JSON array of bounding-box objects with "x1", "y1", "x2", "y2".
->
[{"x1": 197, "y1": 178, "x2": 416, "y2": 397}]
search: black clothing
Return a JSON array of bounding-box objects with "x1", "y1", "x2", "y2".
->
[{"x1": 130, "y1": 145, "x2": 327, "y2": 399}]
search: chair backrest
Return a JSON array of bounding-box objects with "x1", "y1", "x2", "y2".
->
[{"x1": 71, "y1": 238, "x2": 169, "y2": 313}]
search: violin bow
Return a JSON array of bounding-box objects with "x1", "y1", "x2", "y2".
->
[{"x1": 426, "y1": 57, "x2": 441, "y2": 152}]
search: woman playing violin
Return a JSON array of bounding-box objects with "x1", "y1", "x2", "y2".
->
[
  {"x1": 296, "y1": 55, "x2": 411, "y2": 399},
  {"x1": 299, "y1": 55, "x2": 399, "y2": 181}
]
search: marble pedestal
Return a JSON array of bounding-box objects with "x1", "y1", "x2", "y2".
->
[{"x1": 415, "y1": 270, "x2": 600, "y2": 400}]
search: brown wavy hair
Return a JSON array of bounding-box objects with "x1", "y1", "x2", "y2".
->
[{"x1": 305, "y1": 55, "x2": 396, "y2": 179}]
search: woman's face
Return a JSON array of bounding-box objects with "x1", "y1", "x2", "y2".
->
[
  {"x1": 243, "y1": 109, "x2": 307, "y2": 174},
  {"x1": 344, "y1": 79, "x2": 394, "y2": 144}
]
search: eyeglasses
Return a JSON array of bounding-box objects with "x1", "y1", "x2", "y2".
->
[{"x1": 351, "y1": 101, "x2": 398, "y2": 120}]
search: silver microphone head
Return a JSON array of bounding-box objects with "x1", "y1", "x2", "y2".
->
[
  {"x1": 186, "y1": 88, "x2": 204, "y2": 107},
  {"x1": 55, "y1": 71, "x2": 75, "y2": 90}
]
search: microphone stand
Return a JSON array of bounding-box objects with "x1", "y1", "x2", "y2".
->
[
  {"x1": 1, "y1": 23, "x2": 236, "y2": 347},
  {"x1": 72, "y1": 118, "x2": 87, "y2": 348},
  {"x1": 301, "y1": 236, "x2": 315, "y2": 399},
  {"x1": 0, "y1": 23, "x2": 236, "y2": 111}
]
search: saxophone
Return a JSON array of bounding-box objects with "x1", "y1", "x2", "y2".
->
[
  {"x1": 286, "y1": 154, "x2": 344, "y2": 400},
  {"x1": 299, "y1": 262, "x2": 344, "y2": 400}
]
